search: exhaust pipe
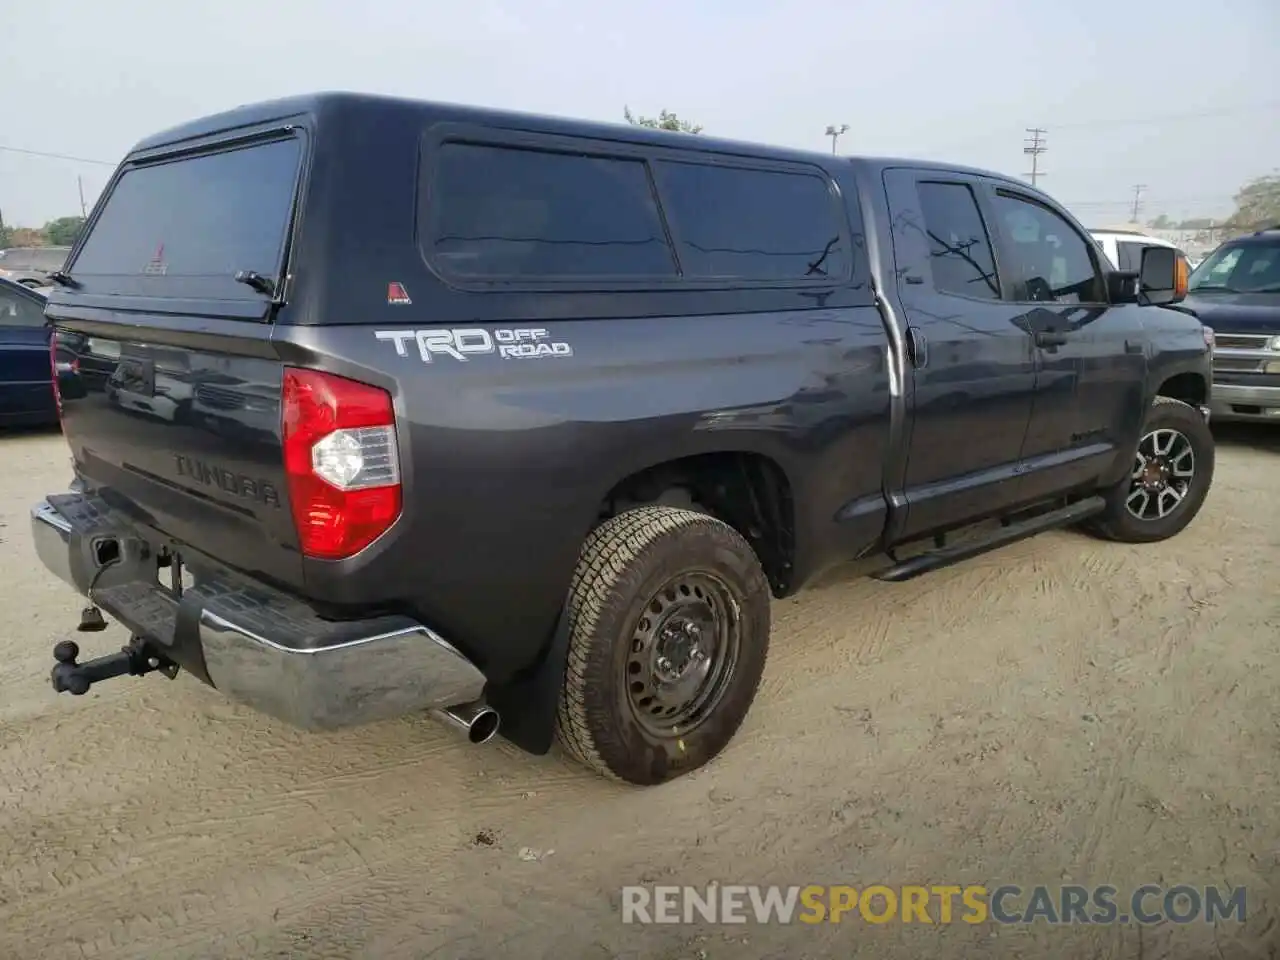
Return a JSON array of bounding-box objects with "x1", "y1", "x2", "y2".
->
[{"x1": 431, "y1": 699, "x2": 501, "y2": 744}]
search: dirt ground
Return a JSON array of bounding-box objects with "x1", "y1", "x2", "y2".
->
[{"x1": 0, "y1": 426, "x2": 1276, "y2": 960}]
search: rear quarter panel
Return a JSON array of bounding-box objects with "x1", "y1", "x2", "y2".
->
[{"x1": 273, "y1": 305, "x2": 892, "y2": 681}]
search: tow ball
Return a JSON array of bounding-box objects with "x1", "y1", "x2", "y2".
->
[{"x1": 50, "y1": 637, "x2": 178, "y2": 696}]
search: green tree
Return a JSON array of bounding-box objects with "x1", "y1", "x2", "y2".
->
[
  {"x1": 1148, "y1": 213, "x2": 1172, "y2": 229},
  {"x1": 1225, "y1": 173, "x2": 1280, "y2": 233},
  {"x1": 43, "y1": 216, "x2": 86, "y2": 246},
  {"x1": 623, "y1": 106, "x2": 703, "y2": 134}
]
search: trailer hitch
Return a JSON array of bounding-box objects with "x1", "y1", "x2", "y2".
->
[{"x1": 50, "y1": 637, "x2": 178, "y2": 696}]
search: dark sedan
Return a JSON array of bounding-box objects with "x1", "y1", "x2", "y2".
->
[{"x1": 0, "y1": 276, "x2": 81, "y2": 426}]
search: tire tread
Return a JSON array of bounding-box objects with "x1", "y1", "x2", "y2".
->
[
  {"x1": 1088, "y1": 396, "x2": 1213, "y2": 543},
  {"x1": 554, "y1": 505, "x2": 766, "y2": 782}
]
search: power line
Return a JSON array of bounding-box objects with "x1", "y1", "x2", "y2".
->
[
  {"x1": 1023, "y1": 127, "x2": 1047, "y2": 186},
  {"x1": 1050, "y1": 100, "x2": 1280, "y2": 131},
  {"x1": 1064, "y1": 195, "x2": 1233, "y2": 208},
  {"x1": 0, "y1": 144, "x2": 116, "y2": 166},
  {"x1": 920, "y1": 101, "x2": 1280, "y2": 159}
]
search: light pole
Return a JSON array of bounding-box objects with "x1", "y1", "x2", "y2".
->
[{"x1": 825, "y1": 124, "x2": 849, "y2": 155}]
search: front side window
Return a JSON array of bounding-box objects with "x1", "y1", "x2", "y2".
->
[
  {"x1": 652, "y1": 161, "x2": 846, "y2": 281},
  {"x1": 991, "y1": 193, "x2": 1104, "y2": 304},
  {"x1": 915, "y1": 181, "x2": 1000, "y2": 300},
  {"x1": 428, "y1": 142, "x2": 677, "y2": 279}
]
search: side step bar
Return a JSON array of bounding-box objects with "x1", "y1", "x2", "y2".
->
[{"x1": 873, "y1": 496, "x2": 1106, "y2": 583}]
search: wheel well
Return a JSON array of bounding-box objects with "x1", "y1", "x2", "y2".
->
[
  {"x1": 1156, "y1": 372, "x2": 1207, "y2": 407},
  {"x1": 599, "y1": 452, "x2": 795, "y2": 596}
]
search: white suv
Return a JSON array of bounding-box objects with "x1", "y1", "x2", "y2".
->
[{"x1": 1090, "y1": 227, "x2": 1187, "y2": 274}]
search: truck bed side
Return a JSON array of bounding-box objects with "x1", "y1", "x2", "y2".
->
[{"x1": 273, "y1": 304, "x2": 893, "y2": 683}]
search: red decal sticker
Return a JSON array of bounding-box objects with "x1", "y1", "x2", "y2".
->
[{"x1": 387, "y1": 282, "x2": 412, "y2": 305}]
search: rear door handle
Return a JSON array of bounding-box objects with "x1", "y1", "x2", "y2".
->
[{"x1": 1034, "y1": 330, "x2": 1070, "y2": 348}]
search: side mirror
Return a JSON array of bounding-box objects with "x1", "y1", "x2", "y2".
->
[{"x1": 1137, "y1": 246, "x2": 1188, "y2": 306}]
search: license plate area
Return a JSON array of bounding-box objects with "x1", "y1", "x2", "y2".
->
[{"x1": 155, "y1": 549, "x2": 194, "y2": 598}]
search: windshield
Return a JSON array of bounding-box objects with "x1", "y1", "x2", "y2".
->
[{"x1": 1188, "y1": 238, "x2": 1280, "y2": 293}]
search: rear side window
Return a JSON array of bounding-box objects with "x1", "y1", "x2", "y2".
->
[
  {"x1": 427, "y1": 143, "x2": 676, "y2": 279},
  {"x1": 915, "y1": 181, "x2": 1000, "y2": 300},
  {"x1": 1116, "y1": 240, "x2": 1148, "y2": 272},
  {"x1": 653, "y1": 162, "x2": 846, "y2": 281},
  {"x1": 70, "y1": 137, "x2": 302, "y2": 300}
]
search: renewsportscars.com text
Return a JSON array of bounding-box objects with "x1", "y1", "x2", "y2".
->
[{"x1": 621, "y1": 883, "x2": 1247, "y2": 926}]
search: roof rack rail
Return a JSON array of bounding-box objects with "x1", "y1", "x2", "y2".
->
[{"x1": 1252, "y1": 224, "x2": 1280, "y2": 235}]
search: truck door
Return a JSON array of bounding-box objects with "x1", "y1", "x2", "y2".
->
[
  {"x1": 979, "y1": 186, "x2": 1147, "y2": 502},
  {"x1": 881, "y1": 169, "x2": 1038, "y2": 539}
]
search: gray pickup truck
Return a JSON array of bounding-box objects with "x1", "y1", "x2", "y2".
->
[{"x1": 32, "y1": 92, "x2": 1214, "y2": 785}]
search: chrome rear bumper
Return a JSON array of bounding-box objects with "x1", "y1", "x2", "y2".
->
[{"x1": 31, "y1": 494, "x2": 492, "y2": 733}]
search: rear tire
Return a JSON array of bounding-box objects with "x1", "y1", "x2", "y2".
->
[
  {"x1": 1088, "y1": 396, "x2": 1214, "y2": 543},
  {"x1": 554, "y1": 506, "x2": 771, "y2": 785}
]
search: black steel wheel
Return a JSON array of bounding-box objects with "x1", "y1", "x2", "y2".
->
[
  {"x1": 555, "y1": 506, "x2": 771, "y2": 785},
  {"x1": 624, "y1": 571, "x2": 742, "y2": 738}
]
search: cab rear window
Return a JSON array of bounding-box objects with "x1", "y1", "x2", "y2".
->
[{"x1": 70, "y1": 137, "x2": 303, "y2": 301}]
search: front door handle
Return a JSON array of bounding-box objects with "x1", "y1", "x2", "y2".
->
[{"x1": 1034, "y1": 330, "x2": 1070, "y2": 348}]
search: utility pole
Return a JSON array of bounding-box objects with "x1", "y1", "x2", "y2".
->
[
  {"x1": 825, "y1": 124, "x2": 849, "y2": 155},
  {"x1": 1130, "y1": 184, "x2": 1147, "y2": 223},
  {"x1": 77, "y1": 176, "x2": 87, "y2": 218},
  {"x1": 1023, "y1": 127, "x2": 1047, "y2": 186}
]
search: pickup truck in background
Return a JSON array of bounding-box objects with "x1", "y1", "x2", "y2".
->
[
  {"x1": 1180, "y1": 225, "x2": 1280, "y2": 423},
  {"x1": 32, "y1": 93, "x2": 1215, "y2": 786}
]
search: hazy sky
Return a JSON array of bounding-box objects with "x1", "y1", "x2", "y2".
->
[{"x1": 2, "y1": 0, "x2": 1277, "y2": 229}]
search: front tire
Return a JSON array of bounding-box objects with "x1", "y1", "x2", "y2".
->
[
  {"x1": 1088, "y1": 396, "x2": 1214, "y2": 543},
  {"x1": 554, "y1": 506, "x2": 771, "y2": 785}
]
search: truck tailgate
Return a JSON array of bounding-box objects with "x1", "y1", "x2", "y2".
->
[
  {"x1": 55, "y1": 327, "x2": 303, "y2": 590},
  {"x1": 43, "y1": 127, "x2": 309, "y2": 591}
]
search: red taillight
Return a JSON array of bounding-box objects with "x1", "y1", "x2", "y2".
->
[
  {"x1": 49, "y1": 333, "x2": 63, "y2": 420},
  {"x1": 281, "y1": 368, "x2": 402, "y2": 560}
]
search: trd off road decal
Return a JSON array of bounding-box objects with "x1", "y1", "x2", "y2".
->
[{"x1": 374, "y1": 327, "x2": 574, "y2": 363}]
